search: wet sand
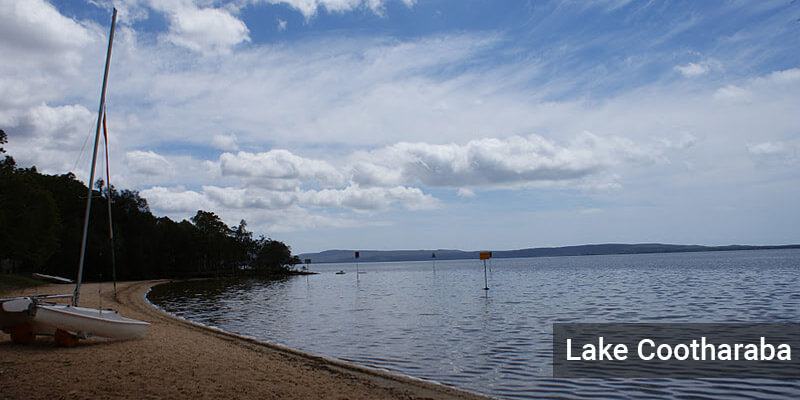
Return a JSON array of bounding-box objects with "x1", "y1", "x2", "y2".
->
[{"x1": 0, "y1": 280, "x2": 490, "y2": 399}]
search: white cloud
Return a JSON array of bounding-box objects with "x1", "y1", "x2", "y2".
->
[
  {"x1": 761, "y1": 68, "x2": 800, "y2": 84},
  {"x1": 674, "y1": 62, "x2": 710, "y2": 77},
  {"x1": 350, "y1": 133, "x2": 656, "y2": 189},
  {"x1": 160, "y1": 4, "x2": 250, "y2": 54},
  {"x1": 0, "y1": 0, "x2": 100, "y2": 136},
  {"x1": 713, "y1": 85, "x2": 753, "y2": 104},
  {"x1": 211, "y1": 134, "x2": 238, "y2": 151},
  {"x1": 299, "y1": 185, "x2": 438, "y2": 211},
  {"x1": 132, "y1": 131, "x2": 657, "y2": 220},
  {"x1": 203, "y1": 185, "x2": 298, "y2": 209},
  {"x1": 3, "y1": 103, "x2": 95, "y2": 174},
  {"x1": 139, "y1": 186, "x2": 212, "y2": 214},
  {"x1": 457, "y1": 188, "x2": 476, "y2": 198},
  {"x1": 125, "y1": 150, "x2": 172, "y2": 175},
  {"x1": 276, "y1": 18, "x2": 287, "y2": 31},
  {"x1": 140, "y1": 181, "x2": 436, "y2": 231},
  {"x1": 17, "y1": 103, "x2": 94, "y2": 141},
  {"x1": 260, "y1": 0, "x2": 416, "y2": 19},
  {"x1": 219, "y1": 150, "x2": 345, "y2": 188},
  {"x1": 747, "y1": 141, "x2": 787, "y2": 156},
  {"x1": 747, "y1": 141, "x2": 796, "y2": 165},
  {"x1": 95, "y1": 32, "x2": 504, "y2": 151},
  {"x1": 242, "y1": 205, "x2": 366, "y2": 233},
  {"x1": 109, "y1": 0, "x2": 151, "y2": 25},
  {"x1": 0, "y1": 0, "x2": 96, "y2": 72},
  {"x1": 656, "y1": 132, "x2": 697, "y2": 152}
]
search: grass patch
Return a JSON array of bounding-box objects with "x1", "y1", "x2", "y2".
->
[{"x1": 0, "y1": 274, "x2": 47, "y2": 296}]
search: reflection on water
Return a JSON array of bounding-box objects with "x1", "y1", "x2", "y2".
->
[{"x1": 149, "y1": 249, "x2": 800, "y2": 399}]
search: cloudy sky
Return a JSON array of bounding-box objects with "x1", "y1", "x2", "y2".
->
[{"x1": 2, "y1": 0, "x2": 799, "y2": 253}]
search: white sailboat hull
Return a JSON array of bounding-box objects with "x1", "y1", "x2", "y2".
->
[
  {"x1": 34, "y1": 303, "x2": 148, "y2": 340},
  {"x1": 2, "y1": 297, "x2": 149, "y2": 341}
]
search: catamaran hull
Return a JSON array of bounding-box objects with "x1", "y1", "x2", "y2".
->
[
  {"x1": 33, "y1": 304, "x2": 148, "y2": 340},
  {"x1": 2, "y1": 297, "x2": 149, "y2": 342}
]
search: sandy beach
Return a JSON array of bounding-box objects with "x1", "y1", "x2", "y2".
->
[{"x1": 0, "y1": 280, "x2": 489, "y2": 400}]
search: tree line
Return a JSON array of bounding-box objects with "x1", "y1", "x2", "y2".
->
[{"x1": 0, "y1": 129, "x2": 300, "y2": 281}]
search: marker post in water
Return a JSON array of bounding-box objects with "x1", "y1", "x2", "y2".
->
[
  {"x1": 355, "y1": 251, "x2": 360, "y2": 279},
  {"x1": 479, "y1": 251, "x2": 492, "y2": 290}
]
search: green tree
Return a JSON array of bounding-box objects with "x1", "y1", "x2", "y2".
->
[
  {"x1": 191, "y1": 210, "x2": 231, "y2": 237},
  {"x1": 191, "y1": 210, "x2": 233, "y2": 273},
  {"x1": 34, "y1": 172, "x2": 92, "y2": 278},
  {"x1": 232, "y1": 219, "x2": 256, "y2": 273},
  {"x1": 252, "y1": 236, "x2": 299, "y2": 275},
  {"x1": 0, "y1": 133, "x2": 58, "y2": 272},
  {"x1": 154, "y1": 217, "x2": 202, "y2": 277},
  {"x1": 0, "y1": 168, "x2": 60, "y2": 271},
  {"x1": 108, "y1": 188, "x2": 159, "y2": 279},
  {"x1": 0, "y1": 129, "x2": 16, "y2": 174}
]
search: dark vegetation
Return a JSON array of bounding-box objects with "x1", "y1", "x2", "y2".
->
[{"x1": 0, "y1": 130, "x2": 300, "y2": 281}]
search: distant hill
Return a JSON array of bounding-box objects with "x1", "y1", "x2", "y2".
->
[{"x1": 298, "y1": 243, "x2": 800, "y2": 264}]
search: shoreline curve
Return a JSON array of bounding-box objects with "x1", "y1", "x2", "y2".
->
[{"x1": 1, "y1": 280, "x2": 491, "y2": 400}]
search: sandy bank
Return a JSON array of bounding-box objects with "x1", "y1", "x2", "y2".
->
[{"x1": 0, "y1": 280, "x2": 489, "y2": 399}]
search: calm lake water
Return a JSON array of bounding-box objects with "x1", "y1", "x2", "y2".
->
[{"x1": 148, "y1": 249, "x2": 800, "y2": 399}]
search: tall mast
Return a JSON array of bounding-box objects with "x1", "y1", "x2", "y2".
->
[
  {"x1": 74, "y1": 8, "x2": 117, "y2": 307},
  {"x1": 103, "y1": 113, "x2": 118, "y2": 299}
]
